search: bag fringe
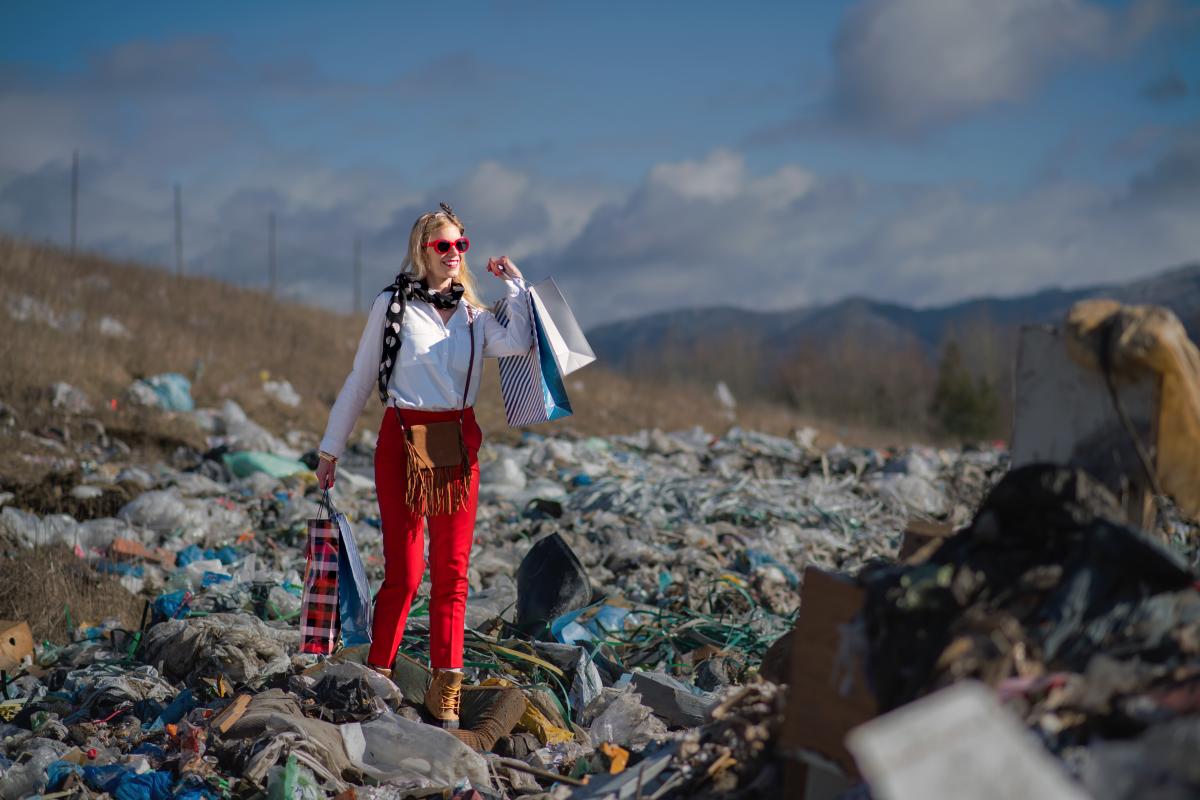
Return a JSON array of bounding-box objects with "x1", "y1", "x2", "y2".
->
[{"x1": 403, "y1": 434, "x2": 470, "y2": 516}]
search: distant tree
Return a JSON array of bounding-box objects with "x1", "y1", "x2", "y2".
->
[{"x1": 930, "y1": 340, "x2": 1001, "y2": 441}]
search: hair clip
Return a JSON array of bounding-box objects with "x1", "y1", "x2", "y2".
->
[{"x1": 438, "y1": 202, "x2": 457, "y2": 219}]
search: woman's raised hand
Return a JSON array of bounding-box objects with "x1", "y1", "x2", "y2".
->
[{"x1": 486, "y1": 256, "x2": 523, "y2": 282}]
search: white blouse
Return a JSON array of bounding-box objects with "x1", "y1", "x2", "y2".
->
[{"x1": 319, "y1": 278, "x2": 533, "y2": 459}]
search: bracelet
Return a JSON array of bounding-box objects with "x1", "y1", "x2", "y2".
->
[{"x1": 318, "y1": 450, "x2": 338, "y2": 464}]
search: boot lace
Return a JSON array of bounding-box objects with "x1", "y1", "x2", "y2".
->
[{"x1": 441, "y1": 680, "x2": 462, "y2": 716}]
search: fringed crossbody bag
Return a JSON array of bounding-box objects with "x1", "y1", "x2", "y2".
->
[{"x1": 395, "y1": 320, "x2": 476, "y2": 516}]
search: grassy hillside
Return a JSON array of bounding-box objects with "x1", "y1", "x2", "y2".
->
[{"x1": 0, "y1": 238, "x2": 904, "y2": 473}]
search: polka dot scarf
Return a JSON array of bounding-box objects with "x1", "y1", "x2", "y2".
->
[{"x1": 377, "y1": 274, "x2": 465, "y2": 403}]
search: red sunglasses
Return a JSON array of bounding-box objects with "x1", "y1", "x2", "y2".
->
[{"x1": 423, "y1": 237, "x2": 470, "y2": 254}]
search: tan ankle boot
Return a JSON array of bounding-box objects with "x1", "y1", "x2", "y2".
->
[{"x1": 425, "y1": 669, "x2": 463, "y2": 729}]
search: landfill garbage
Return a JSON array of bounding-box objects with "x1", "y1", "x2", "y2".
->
[
  {"x1": 96, "y1": 314, "x2": 132, "y2": 338},
  {"x1": 846, "y1": 681, "x2": 1089, "y2": 800},
  {"x1": 628, "y1": 671, "x2": 719, "y2": 728},
  {"x1": 191, "y1": 400, "x2": 300, "y2": 458},
  {"x1": 516, "y1": 532, "x2": 592, "y2": 637},
  {"x1": 861, "y1": 464, "x2": 1194, "y2": 712},
  {"x1": 51, "y1": 381, "x2": 92, "y2": 414},
  {"x1": 215, "y1": 688, "x2": 360, "y2": 788},
  {"x1": 715, "y1": 381, "x2": 736, "y2": 422},
  {"x1": 583, "y1": 686, "x2": 669, "y2": 748},
  {"x1": 345, "y1": 710, "x2": 493, "y2": 789},
  {"x1": 263, "y1": 379, "x2": 302, "y2": 407},
  {"x1": 5, "y1": 292, "x2": 82, "y2": 331},
  {"x1": 221, "y1": 450, "x2": 309, "y2": 479},
  {"x1": 127, "y1": 373, "x2": 195, "y2": 412},
  {"x1": 140, "y1": 613, "x2": 297, "y2": 684},
  {"x1": 28, "y1": 379, "x2": 1198, "y2": 796}
]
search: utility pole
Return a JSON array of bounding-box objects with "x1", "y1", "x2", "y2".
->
[
  {"x1": 174, "y1": 184, "x2": 183, "y2": 276},
  {"x1": 268, "y1": 211, "x2": 277, "y2": 296},
  {"x1": 70, "y1": 150, "x2": 78, "y2": 254},
  {"x1": 353, "y1": 237, "x2": 362, "y2": 314}
]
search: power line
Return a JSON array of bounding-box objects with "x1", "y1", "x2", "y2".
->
[
  {"x1": 268, "y1": 211, "x2": 277, "y2": 296},
  {"x1": 353, "y1": 237, "x2": 362, "y2": 314},
  {"x1": 70, "y1": 150, "x2": 78, "y2": 254},
  {"x1": 174, "y1": 183, "x2": 184, "y2": 276}
]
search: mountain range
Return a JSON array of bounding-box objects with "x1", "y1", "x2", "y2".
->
[{"x1": 584, "y1": 262, "x2": 1200, "y2": 369}]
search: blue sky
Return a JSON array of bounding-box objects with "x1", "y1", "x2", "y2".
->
[{"x1": 2, "y1": 0, "x2": 1199, "y2": 325}]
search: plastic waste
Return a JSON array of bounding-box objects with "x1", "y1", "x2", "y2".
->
[
  {"x1": 584, "y1": 687, "x2": 669, "y2": 748},
  {"x1": 516, "y1": 532, "x2": 591, "y2": 637},
  {"x1": 267, "y1": 754, "x2": 322, "y2": 800},
  {"x1": 140, "y1": 613, "x2": 298, "y2": 685},
  {"x1": 628, "y1": 671, "x2": 719, "y2": 728},
  {"x1": 263, "y1": 380, "x2": 301, "y2": 408},
  {"x1": 479, "y1": 456, "x2": 527, "y2": 500},
  {"x1": 343, "y1": 711, "x2": 493, "y2": 789},
  {"x1": 0, "y1": 743, "x2": 65, "y2": 799},
  {"x1": 0, "y1": 507, "x2": 83, "y2": 549},
  {"x1": 208, "y1": 400, "x2": 300, "y2": 458},
  {"x1": 130, "y1": 373, "x2": 194, "y2": 412},
  {"x1": 222, "y1": 451, "x2": 310, "y2": 480},
  {"x1": 51, "y1": 382, "x2": 92, "y2": 413}
]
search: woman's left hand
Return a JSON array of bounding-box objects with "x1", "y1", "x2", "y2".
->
[{"x1": 486, "y1": 256, "x2": 523, "y2": 282}]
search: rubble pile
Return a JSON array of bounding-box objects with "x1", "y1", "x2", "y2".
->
[
  {"x1": 0, "y1": 383, "x2": 1015, "y2": 798},
  {"x1": 859, "y1": 464, "x2": 1200, "y2": 799}
]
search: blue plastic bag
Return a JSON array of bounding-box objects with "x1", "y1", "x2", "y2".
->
[
  {"x1": 139, "y1": 373, "x2": 194, "y2": 412},
  {"x1": 330, "y1": 495, "x2": 372, "y2": 646}
]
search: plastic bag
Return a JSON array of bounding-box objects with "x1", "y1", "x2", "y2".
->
[
  {"x1": 335, "y1": 502, "x2": 372, "y2": 646},
  {"x1": 516, "y1": 532, "x2": 591, "y2": 637},
  {"x1": 343, "y1": 711, "x2": 492, "y2": 789}
]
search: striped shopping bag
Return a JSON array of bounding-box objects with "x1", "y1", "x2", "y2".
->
[
  {"x1": 496, "y1": 291, "x2": 574, "y2": 426},
  {"x1": 300, "y1": 499, "x2": 340, "y2": 654}
]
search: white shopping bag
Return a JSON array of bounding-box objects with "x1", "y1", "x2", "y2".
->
[
  {"x1": 528, "y1": 278, "x2": 596, "y2": 376},
  {"x1": 495, "y1": 290, "x2": 574, "y2": 426}
]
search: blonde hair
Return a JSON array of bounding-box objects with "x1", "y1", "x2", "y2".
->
[{"x1": 398, "y1": 207, "x2": 483, "y2": 308}]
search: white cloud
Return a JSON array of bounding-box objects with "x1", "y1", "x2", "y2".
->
[
  {"x1": 549, "y1": 135, "x2": 1200, "y2": 326},
  {"x1": 648, "y1": 149, "x2": 746, "y2": 202},
  {"x1": 830, "y1": 0, "x2": 1183, "y2": 136},
  {"x1": 2, "y1": 31, "x2": 1198, "y2": 328},
  {"x1": 3, "y1": 139, "x2": 1198, "y2": 326}
]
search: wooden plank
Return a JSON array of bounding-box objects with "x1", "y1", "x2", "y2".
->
[{"x1": 211, "y1": 693, "x2": 252, "y2": 735}]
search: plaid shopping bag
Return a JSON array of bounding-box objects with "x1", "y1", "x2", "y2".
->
[{"x1": 300, "y1": 495, "x2": 341, "y2": 654}]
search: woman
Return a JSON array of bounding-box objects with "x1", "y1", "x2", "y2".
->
[{"x1": 315, "y1": 203, "x2": 532, "y2": 730}]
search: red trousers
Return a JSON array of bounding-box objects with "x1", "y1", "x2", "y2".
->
[{"x1": 368, "y1": 406, "x2": 482, "y2": 670}]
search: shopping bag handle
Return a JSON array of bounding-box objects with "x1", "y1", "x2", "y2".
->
[{"x1": 318, "y1": 489, "x2": 339, "y2": 519}]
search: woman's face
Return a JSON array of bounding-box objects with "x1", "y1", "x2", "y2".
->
[{"x1": 423, "y1": 223, "x2": 465, "y2": 286}]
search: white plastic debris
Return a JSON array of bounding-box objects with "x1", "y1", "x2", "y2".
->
[
  {"x1": 6, "y1": 293, "x2": 83, "y2": 331},
  {"x1": 584, "y1": 686, "x2": 669, "y2": 748},
  {"x1": 263, "y1": 379, "x2": 301, "y2": 407},
  {"x1": 201, "y1": 400, "x2": 300, "y2": 459},
  {"x1": 344, "y1": 711, "x2": 493, "y2": 789},
  {"x1": 846, "y1": 681, "x2": 1090, "y2": 800},
  {"x1": 51, "y1": 382, "x2": 92, "y2": 414},
  {"x1": 0, "y1": 507, "x2": 83, "y2": 549},
  {"x1": 97, "y1": 315, "x2": 132, "y2": 338},
  {"x1": 715, "y1": 381, "x2": 737, "y2": 420}
]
